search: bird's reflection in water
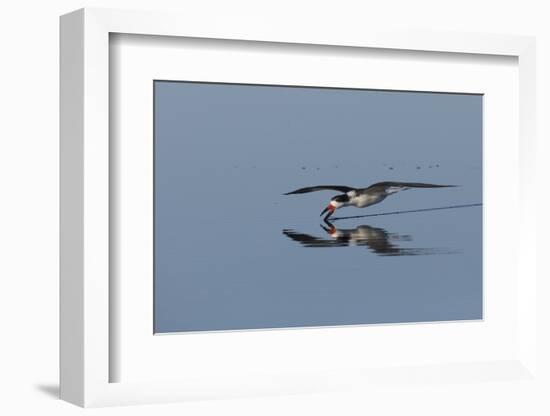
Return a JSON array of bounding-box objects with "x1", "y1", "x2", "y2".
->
[{"x1": 282, "y1": 222, "x2": 454, "y2": 256}]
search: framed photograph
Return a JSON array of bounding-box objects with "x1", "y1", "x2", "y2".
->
[{"x1": 60, "y1": 8, "x2": 538, "y2": 407}]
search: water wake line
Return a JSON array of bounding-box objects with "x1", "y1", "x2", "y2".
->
[{"x1": 330, "y1": 203, "x2": 482, "y2": 222}]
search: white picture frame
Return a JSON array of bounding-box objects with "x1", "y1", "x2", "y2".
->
[{"x1": 60, "y1": 7, "x2": 538, "y2": 408}]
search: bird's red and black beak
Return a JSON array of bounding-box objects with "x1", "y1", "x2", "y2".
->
[
  {"x1": 320, "y1": 222, "x2": 337, "y2": 235},
  {"x1": 320, "y1": 204, "x2": 336, "y2": 218}
]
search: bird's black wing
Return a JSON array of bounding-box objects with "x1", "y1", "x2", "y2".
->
[
  {"x1": 284, "y1": 185, "x2": 356, "y2": 195},
  {"x1": 365, "y1": 181, "x2": 457, "y2": 194}
]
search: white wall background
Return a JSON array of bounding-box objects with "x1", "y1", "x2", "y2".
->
[{"x1": 0, "y1": 0, "x2": 548, "y2": 414}]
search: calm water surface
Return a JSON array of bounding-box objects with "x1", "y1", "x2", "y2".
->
[{"x1": 153, "y1": 81, "x2": 483, "y2": 333}]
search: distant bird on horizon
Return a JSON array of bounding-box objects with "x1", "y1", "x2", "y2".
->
[{"x1": 284, "y1": 181, "x2": 457, "y2": 220}]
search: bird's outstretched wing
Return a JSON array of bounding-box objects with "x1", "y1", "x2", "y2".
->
[
  {"x1": 284, "y1": 185, "x2": 356, "y2": 195},
  {"x1": 365, "y1": 181, "x2": 457, "y2": 194}
]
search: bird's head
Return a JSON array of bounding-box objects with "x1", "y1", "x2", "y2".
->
[{"x1": 320, "y1": 194, "x2": 349, "y2": 219}]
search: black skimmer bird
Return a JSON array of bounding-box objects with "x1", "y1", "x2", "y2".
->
[{"x1": 284, "y1": 181, "x2": 456, "y2": 221}]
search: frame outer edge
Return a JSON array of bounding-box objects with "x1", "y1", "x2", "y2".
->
[
  {"x1": 58, "y1": 6, "x2": 539, "y2": 407},
  {"x1": 60, "y1": 9, "x2": 85, "y2": 407},
  {"x1": 517, "y1": 38, "x2": 537, "y2": 376},
  {"x1": 82, "y1": 8, "x2": 111, "y2": 407}
]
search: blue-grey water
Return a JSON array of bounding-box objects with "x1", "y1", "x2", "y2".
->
[{"x1": 154, "y1": 81, "x2": 482, "y2": 333}]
